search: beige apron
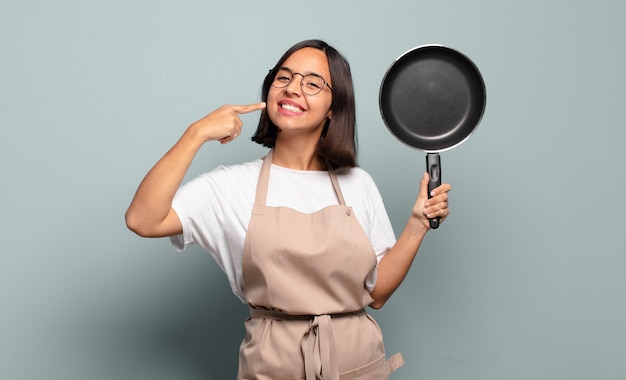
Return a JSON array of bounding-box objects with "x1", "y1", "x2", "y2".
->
[{"x1": 238, "y1": 151, "x2": 403, "y2": 380}]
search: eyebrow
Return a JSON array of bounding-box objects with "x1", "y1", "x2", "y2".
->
[{"x1": 278, "y1": 66, "x2": 325, "y2": 79}]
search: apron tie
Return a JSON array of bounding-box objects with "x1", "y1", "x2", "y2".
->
[
  {"x1": 302, "y1": 314, "x2": 338, "y2": 380},
  {"x1": 249, "y1": 307, "x2": 365, "y2": 380}
]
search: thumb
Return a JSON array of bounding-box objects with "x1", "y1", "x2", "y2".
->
[{"x1": 418, "y1": 172, "x2": 430, "y2": 200}]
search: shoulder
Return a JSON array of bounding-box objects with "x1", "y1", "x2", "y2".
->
[
  {"x1": 190, "y1": 158, "x2": 262, "y2": 188},
  {"x1": 205, "y1": 158, "x2": 262, "y2": 179},
  {"x1": 335, "y1": 166, "x2": 379, "y2": 191},
  {"x1": 334, "y1": 166, "x2": 384, "y2": 208},
  {"x1": 174, "y1": 158, "x2": 263, "y2": 204}
]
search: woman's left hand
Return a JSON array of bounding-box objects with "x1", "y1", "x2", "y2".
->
[
  {"x1": 369, "y1": 171, "x2": 452, "y2": 308},
  {"x1": 413, "y1": 172, "x2": 451, "y2": 229}
]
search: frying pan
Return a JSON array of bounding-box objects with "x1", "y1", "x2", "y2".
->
[{"x1": 379, "y1": 45, "x2": 486, "y2": 229}]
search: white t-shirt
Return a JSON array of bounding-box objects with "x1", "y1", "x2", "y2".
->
[{"x1": 170, "y1": 157, "x2": 397, "y2": 302}]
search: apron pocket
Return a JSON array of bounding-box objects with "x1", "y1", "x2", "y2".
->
[{"x1": 338, "y1": 352, "x2": 404, "y2": 379}]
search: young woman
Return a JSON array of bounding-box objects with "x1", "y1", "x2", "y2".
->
[{"x1": 126, "y1": 39, "x2": 450, "y2": 379}]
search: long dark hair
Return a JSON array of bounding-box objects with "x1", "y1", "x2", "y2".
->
[{"x1": 251, "y1": 39, "x2": 357, "y2": 168}]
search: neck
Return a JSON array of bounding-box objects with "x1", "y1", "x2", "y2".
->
[{"x1": 272, "y1": 141, "x2": 325, "y2": 171}]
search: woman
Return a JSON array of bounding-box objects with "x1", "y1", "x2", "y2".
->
[{"x1": 126, "y1": 39, "x2": 451, "y2": 379}]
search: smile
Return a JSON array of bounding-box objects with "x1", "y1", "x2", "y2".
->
[{"x1": 280, "y1": 103, "x2": 304, "y2": 113}]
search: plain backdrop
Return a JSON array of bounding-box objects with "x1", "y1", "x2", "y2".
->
[{"x1": 1, "y1": 0, "x2": 625, "y2": 379}]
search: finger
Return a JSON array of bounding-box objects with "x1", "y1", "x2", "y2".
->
[
  {"x1": 219, "y1": 134, "x2": 235, "y2": 144},
  {"x1": 418, "y1": 172, "x2": 430, "y2": 199},
  {"x1": 426, "y1": 202, "x2": 449, "y2": 219},
  {"x1": 431, "y1": 189, "x2": 449, "y2": 203},
  {"x1": 431, "y1": 183, "x2": 452, "y2": 197},
  {"x1": 426, "y1": 192, "x2": 449, "y2": 211},
  {"x1": 424, "y1": 185, "x2": 449, "y2": 213},
  {"x1": 231, "y1": 102, "x2": 266, "y2": 115}
]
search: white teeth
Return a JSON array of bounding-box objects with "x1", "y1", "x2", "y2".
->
[{"x1": 281, "y1": 104, "x2": 303, "y2": 113}]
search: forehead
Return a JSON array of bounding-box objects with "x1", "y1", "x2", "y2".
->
[{"x1": 282, "y1": 47, "x2": 331, "y2": 78}]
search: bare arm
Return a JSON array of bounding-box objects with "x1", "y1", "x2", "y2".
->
[
  {"x1": 369, "y1": 172, "x2": 451, "y2": 309},
  {"x1": 125, "y1": 102, "x2": 266, "y2": 237}
]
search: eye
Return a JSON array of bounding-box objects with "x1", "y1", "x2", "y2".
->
[
  {"x1": 304, "y1": 82, "x2": 322, "y2": 90},
  {"x1": 274, "y1": 69, "x2": 292, "y2": 84},
  {"x1": 303, "y1": 76, "x2": 324, "y2": 89}
]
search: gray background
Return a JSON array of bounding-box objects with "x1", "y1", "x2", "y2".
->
[{"x1": 1, "y1": 0, "x2": 625, "y2": 379}]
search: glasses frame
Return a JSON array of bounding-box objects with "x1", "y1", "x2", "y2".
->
[{"x1": 270, "y1": 67, "x2": 333, "y2": 96}]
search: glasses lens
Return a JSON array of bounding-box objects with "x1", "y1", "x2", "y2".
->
[
  {"x1": 272, "y1": 69, "x2": 292, "y2": 88},
  {"x1": 301, "y1": 75, "x2": 325, "y2": 95}
]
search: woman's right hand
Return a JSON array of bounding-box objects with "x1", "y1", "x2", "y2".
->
[
  {"x1": 188, "y1": 102, "x2": 266, "y2": 144},
  {"x1": 125, "y1": 101, "x2": 266, "y2": 237}
]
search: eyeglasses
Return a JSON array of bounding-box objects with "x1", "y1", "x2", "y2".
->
[{"x1": 271, "y1": 67, "x2": 333, "y2": 96}]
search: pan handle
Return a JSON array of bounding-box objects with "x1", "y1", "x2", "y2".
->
[{"x1": 426, "y1": 153, "x2": 441, "y2": 229}]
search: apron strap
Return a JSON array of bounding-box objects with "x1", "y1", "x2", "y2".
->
[
  {"x1": 254, "y1": 151, "x2": 273, "y2": 206},
  {"x1": 386, "y1": 352, "x2": 405, "y2": 374},
  {"x1": 255, "y1": 150, "x2": 348, "y2": 207},
  {"x1": 326, "y1": 161, "x2": 347, "y2": 207}
]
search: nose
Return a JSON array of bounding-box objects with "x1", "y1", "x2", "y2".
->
[{"x1": 285, "y1": 73, "x2": 305, "y2": 95}]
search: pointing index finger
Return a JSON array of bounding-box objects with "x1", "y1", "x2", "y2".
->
[{"x1": 231, "y1": 102, "x2": 266, "y2": 114}]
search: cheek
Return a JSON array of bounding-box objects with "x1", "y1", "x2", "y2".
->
[
  {"x1": 321, "y1": 99, "x2": 333, "y2": 118},
  {"x1": 266, "y1": 90, "x2": 279, "y2": 113},
  {"x1": 267, "y1": 85, "x2": 283, "y2": 101},
  {"x1": 266, "y1": 87, "x2": 278, "y2": 102}
]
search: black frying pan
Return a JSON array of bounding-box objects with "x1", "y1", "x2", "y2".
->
[{"x1": 379, "y1": 45, "x2": 486, "y2": 229}]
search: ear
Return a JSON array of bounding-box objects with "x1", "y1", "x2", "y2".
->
[{"x1": 327, "y1": 110, "x2": 332, "y2": 120}]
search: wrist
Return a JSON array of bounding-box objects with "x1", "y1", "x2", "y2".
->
[
  {"x1": 181, "y1": 123, "x2": 210, "y2": 149},
  {"x1": 407, "y1": 215, "x2": 430, "y2": 236}
]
